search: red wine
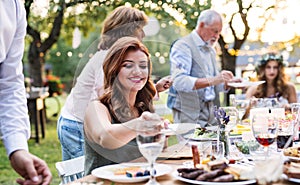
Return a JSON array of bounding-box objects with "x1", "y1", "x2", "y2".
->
[
  {"x1": 255, "y1": 136, "x2": 276, "y2": 147},
  {"x1": 277, "y1": 135, "x2": 293, "y2": 149}
]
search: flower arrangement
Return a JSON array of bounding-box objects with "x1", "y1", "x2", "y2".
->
[
  {"x1": 45, "y1": 74, "x2": 64, "y2": 96},
  {"x1": 214, "y1": 106, "x2": 230, "y2": 126},
  {"x1": 213, "y1": 106, "x2": 230, "y2": 156}
]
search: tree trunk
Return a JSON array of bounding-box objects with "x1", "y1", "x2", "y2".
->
[
  {"x1": 28, "y1": 41, "x2": 44, "y2": 87},
  {"x1": 222, "y1": 52, "x2": 236, "y2": 76}
]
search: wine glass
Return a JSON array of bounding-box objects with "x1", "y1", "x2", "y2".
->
[
  {"x1": 251, "y1": 114, "x2": 278, "y2": 157},
  {"x1": 291, "y1": 103, "x2": 300, "y2": 140},
  {"x1": 136, "y1": 132, "x2": 166, "y2": 185},
  {"x1": 234, "y1": 99, "x2": 250, "y2": 124}
]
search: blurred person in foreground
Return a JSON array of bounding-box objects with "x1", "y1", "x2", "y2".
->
[
  {"x1": 84, "y1": 37, "x2": 164, "y2": 174},
  {"x1": 167, "y1": 9, "x2": 240, "y2": 127},
  {"x1": 57, "y1": 6, "x2": 172, "y2": 162},
  {"x1": 0, "y1": 0, "x2": 52, "y2": 184},
  {"x1": 246, "y1": 52, "x2": 297, "y2": 108}
]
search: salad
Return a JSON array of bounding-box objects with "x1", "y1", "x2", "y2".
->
[{"x1": 193, "y1": 128, "x2": 217, "y2": 139}]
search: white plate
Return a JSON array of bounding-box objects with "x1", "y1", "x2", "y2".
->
[
  {"x1": 91, "y1": 163, "x2": 172, "y2": 183},
  {"x1": 162, "y1": 123, "x2": 198, "y2": 136},
  {"x1": 184, "y1": 133, "x2": 217, "y2": 141},
  {"x1": 282, "y1": 174, "x2": 300, "y2": 183},
  {"x1": 285, "y1": 156, "x2": 300, "y2": 161},
  {"x1": 287, "y1": 177, "x2": 300, "y2": 183},
  {"x1": 185, "y1": 134, "x2": 242, "y2": 141},
  {"x1": 173, "y1": 171, "x2": 256, "y2": 185},
  {"x1": 227, "y1": 81, "x2": 265, "y2": 88}
]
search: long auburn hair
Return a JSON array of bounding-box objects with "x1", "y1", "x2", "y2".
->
[
  {"x1": 255, "y1": 52, "x2": 289, "y2": 98},
  {"x1": 100, "y1": 37, "x2": 156, "y2": 122},
  {"x1": 98, "y1": 6, "x2": 148, "y2": 50}
]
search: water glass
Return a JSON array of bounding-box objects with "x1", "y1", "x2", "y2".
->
[
  {"x1": 137, "y1": 132, "x2": 166, "y2": 185},
  {"x1": 211, "y1": 141, "x2": 225, "y2": 160},
  {"x1": 234, "y1": 99, "x2": 250, "y2": 124}
]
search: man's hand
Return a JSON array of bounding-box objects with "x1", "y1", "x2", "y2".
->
[
  {"x1": 225, "y1": 76, "x2": 243, "y2": 90},
  {"x1": 219, "y1": 70, "x2": 235, "y2": 83},
  {"x1": 208, "y1": 70, "x2": 234, "y2": 86},
  {"x1": 10, "y1": 150, "x2": 52, "y2": 185}
]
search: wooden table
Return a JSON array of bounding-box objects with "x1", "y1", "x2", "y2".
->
[
  {"x1": 66, "y1": 143, "x2": 298, "y2": 185},
  {"x1": 27, "y1": 91, "x2": 49, "y2": 143}
]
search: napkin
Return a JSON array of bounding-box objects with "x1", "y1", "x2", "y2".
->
[{"x1": 254, "y1": 153, "x2": 283, "y2": 185}]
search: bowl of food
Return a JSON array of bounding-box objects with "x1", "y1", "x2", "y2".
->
[{"x1": 235, "y1": 140, "x2": 260, "y2": 154}]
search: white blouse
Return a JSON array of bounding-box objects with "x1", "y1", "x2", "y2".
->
[{"x1": 61, "y1": 50, "x2": 108, "y2": 122}]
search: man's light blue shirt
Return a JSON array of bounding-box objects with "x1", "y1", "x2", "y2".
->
[{"x1": 170, "y1": 30, "x2": 216, "y2": 101}]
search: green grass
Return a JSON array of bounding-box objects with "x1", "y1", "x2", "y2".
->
[{"x1": 0, "y1": 96, "x2": 65, "y2": 185}]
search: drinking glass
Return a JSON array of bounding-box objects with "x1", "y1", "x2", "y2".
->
[
  {"x1": 234, "y1": 99, "x2": 250, "y2": 124},
  {"x1": 251, "y1": 114, "x2": 278, "y2": 157},
  {"x1": 291, "y1": 103, "x2": 300, "y2": 140},
  {"x1": 211, "y1": 141, "x2": 225, "y2": 160},
  {"x1": 136, "y1": 132, "x2": 166, "y2": 185},
  {"x1": 250, "y1": 98, "x2": 279, "y2": 108},
  {"x1": 277, "y1": 119, "x2": 294, "y2": 150},
  {"x1": 264, "y1": 98, "x2": 280, "y2": 108},
  {"x1": 189, "y1": 141, "x2": 211, "y2": 165}
]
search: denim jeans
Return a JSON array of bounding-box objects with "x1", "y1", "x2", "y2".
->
[{"x1": 57, "y1": 116, "x2": 84, "y2": 161}]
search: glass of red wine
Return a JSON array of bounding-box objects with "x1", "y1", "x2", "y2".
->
[
  {"x1": 277, "y1": 118, "x2": 294, "y2": 150},
  {"x1": 251, "y1": 114, "x2": 278, "y2": 157}
]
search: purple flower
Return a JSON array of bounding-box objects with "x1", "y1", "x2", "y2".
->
[{"x1": 214, "y1": 106, "x2": 230, "y2": 125}]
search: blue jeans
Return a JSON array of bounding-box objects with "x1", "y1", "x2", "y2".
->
[{"x1": 57, "y1": 116, "x2": 84, "y2": 161}]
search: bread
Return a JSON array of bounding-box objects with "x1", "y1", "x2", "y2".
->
[
  {"x1": 225, "y1": 165, "x2": 255, "y2": 180},
  {"x1": 284, "y1": 161, "x2": 300, "y2": 179},
  {"x1": 283, "y1": 146, "x2": 300, "y2": 157},
  {"x1": 207, "y1": 160, "x2": 227, "y2": 171}
]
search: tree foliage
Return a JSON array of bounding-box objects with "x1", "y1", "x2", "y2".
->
[
  {"x1": 24, "y1": 0, "x2": 292, "y2": 89},
  {"x1": 24, "y1": 0, "x2": 211, "y2": 86}
]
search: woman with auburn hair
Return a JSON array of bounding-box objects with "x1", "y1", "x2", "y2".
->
[
  {"x1": 246, "y1": 52, "x2": 297, "y2": 106},
  {"x1": 57, "y1": 6, "x2": 171, "y2": 162},
  {"x1": 84, "y1": 37, "x2": 164, "y2": 174}
]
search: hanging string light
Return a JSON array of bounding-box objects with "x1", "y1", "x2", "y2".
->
[
  {"x1": 72, "y1": 5, "x2": 81, "y2": 49},
  {"x1": 72, "y1": 27, "x2": 81, "y2": 49}
]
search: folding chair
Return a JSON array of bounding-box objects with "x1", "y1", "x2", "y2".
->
[{"x1": 55, "y1": 156, "x2": 85, "y2": 184}]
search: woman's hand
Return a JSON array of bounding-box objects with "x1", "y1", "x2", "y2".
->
[
  {"x1": 136, "y1": 112, "x2": 164, "y2": 134},
  {"x1": 155, "y1": 76, "x2": 172, "y2": 93}
]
